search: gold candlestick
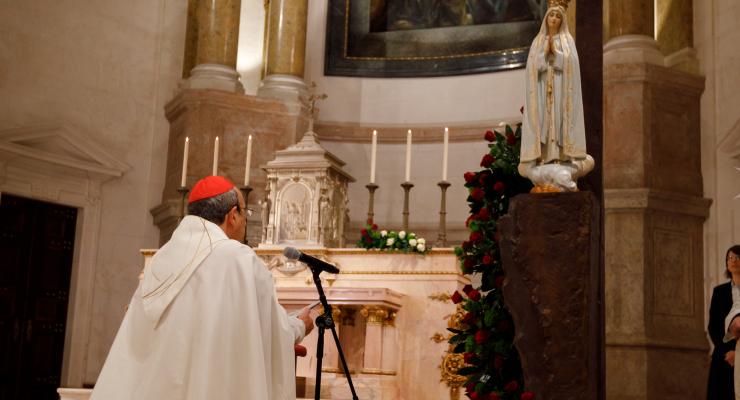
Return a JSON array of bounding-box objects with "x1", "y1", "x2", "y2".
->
[
  {"x1": 401, "y1": 181, "x2": 414, "y2": 232},
  {"x1": 366, "y1": 183, "x2": 379, "y2": 222},
  {"x1": 437, "y1": 181, "x2": 451, "y2": 247},
  {"x1": 177, "y1": 186, "x2": 190, "y2": 221}
]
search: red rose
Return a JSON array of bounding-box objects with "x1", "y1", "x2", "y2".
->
[
  {"x1": 497, "y1": 319, "x2": 511, "y2": 332},
  {"x1": 520, "y1": 105, "x2": 524, "y2": 114},
  {"x1": 464, "y1": 172, "x2": 476, "y2": 184},
  {"x1": 367, "y1": 218, "x2": 373, "y2": 224},
  {"x1": 364, "y1": 236, "x2": 373, "y2": 244},
  {"x1": 482, "y1": 255, "x2": 493, "y2": 265},
  {"x1": 494, "y1": 181, "x2": 505, "y2": 193},
  {"x1": 471, "y1": 188, "x2": 485, "y2": 201},
  {"x1": 470, "y1": 232, "x2": 483, "y2": 243},
  {"x1": 463, "y1": 258, "x2": 475, "y2": 270},
  {"x1": 484, "y1": 130, "x2": 495, "y2": 142},
  {"x1": 521, "y1": 392, "x2": 535, "y2": 400},
  {"x1": 462, "y1": 240, "x2": 473, "y2": 251},
  {"x1": 493, "y1": 355, "x2": 505, "y2": 369},
  {"x1": 504, "y1": 381, "x2": 519, "y2": 392},
  {"x1": 494, "y1": 275, "x2": 505, "y2": 288},
  {"x1": 465, "y1": 382, "x2": 476, "y2": 394},
  {"x1": 478, "y1": 170, "x2": 490, "y2": 185},
  {"x1": 463, "y1": 312, "x2": 477, "y2": 326},
  {"x1": 463, "y1": 352, "x2": 475, "y2": 364},
  {"x1": 474, "y1": 330, "x2": 489, "y2": 344},
  {"x1": 470, "y1": 392, "x2": 479, "y2": 400},
  {"x1": 468, "y1": 289, "x2": 481, "y2": 301},
  {"x1": 371, "y1": 224, "x2": 378, "y2": 230},
  {"x1": 462, "y1": 284, "x2": 474, "y2": 294},
  {"x1": 489, "y1": 394, "x2": 501, "y2": 400},
  {"x1": 451, "y1": 291, "x2": 463, "y2": 304},
  {"x1": 477, "y1": 208, "x2": 490, "y2": 221},
  {"x1": 466, "y1": 215, "x2": 474, "y2": 227},
  {"x1": 506, "y1": 133, "x2": 516, "y2": 146},
  {"x1": 480, "y1": 154, "x2": 495, "y2": 168}
]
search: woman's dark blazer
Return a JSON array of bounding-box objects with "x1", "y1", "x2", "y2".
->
[{"x1": 707, "y1": 281, "x2": 736, "y2": 399}]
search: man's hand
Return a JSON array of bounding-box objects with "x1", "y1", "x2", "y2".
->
[
  {"x1": 731, "y1": 316, "x2": 740, "y2": 338},
  {"x1": 725, "y1": 350, "x2": 736, "y2": 367},
  {"x1": 298, "y1": 307, "x2": 314, "y2": 336}
]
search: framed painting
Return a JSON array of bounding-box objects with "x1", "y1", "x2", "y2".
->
[{"x1": 325, "y1": 0, "x2": 549, "y2": 77}]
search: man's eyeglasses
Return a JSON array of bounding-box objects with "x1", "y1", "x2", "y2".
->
[{"x1": 235, "y1": 205, "x2": 254, "y2": 217}]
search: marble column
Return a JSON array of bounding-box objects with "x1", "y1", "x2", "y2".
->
[
  {"x1": 603, "y1": 4, "x2": 711, "y2": 395},
  {"x1": 182, "y1": 0, "x2": 244, "y2": 93},
  {"x1": 656, "y1": 0, "x2": 697, "y2": 72},
  {"x1": 360, "y1": 306, "x2": 387, "y2": 373},
  {"x1": 604, "y1": 0, "x2": 663, "y2": 65},
  {"x1": 257, "y1": 0, "x2": 309, "y2": 102}
]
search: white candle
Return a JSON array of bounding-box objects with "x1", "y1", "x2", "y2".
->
[
  {"x1": 442, "y1": 127, "x2": 449, "y2": 181},
  {"x1": 244, "y1": 134, "x2": 253, "y2": 186},
  {"x1": 180, "y1": 137, "x2": 189, "y2": 187},
  {"x1": 370, "y1": 130, "x2": 377, "y2": 184},
  {"x1": 405, "y1": 129, "x2": 412, "y2": 182},
  {"x1": 212, "y1": 136, "x2": 219, "y2": 176}
]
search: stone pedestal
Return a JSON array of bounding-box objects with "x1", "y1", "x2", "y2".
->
[
  {"x1": 151, "y1": 89, "x2": 309, "y2": 244},
  {"x1": 498, "y1": 192, "x2": 601, "y2": 400}
]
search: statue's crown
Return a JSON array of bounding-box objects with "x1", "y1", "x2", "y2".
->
[{"x1": 548, "y1": 0, "x2": 570, "y2": 10}]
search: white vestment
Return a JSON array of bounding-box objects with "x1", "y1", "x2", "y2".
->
[{"x1": 91, "y1": 216, "x2": 305, "y2": 400}]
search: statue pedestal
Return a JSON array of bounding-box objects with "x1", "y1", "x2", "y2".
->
[{"x1": 498, "y1": 192, "x2": 601, "y2": 400}]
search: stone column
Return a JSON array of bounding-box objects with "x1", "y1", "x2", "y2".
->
[
  {"x1": 604, "y1": 0, "x2": 663, "y2": 65},
  {"x1": 380, "y1": 311, "x2": 398, "y2": 373},
  {"x1": 360, "y1": 306, "x2": 387, "y2": 373},
  {"x1": 257, "y1": 0, "x2": 309, "y2": 102},
  {"x1": 182, "y1": 0, "x2": 244, "y2": 93},
  {"x1": 656, "y1": 0, "x2": 697, "y2": 72},
  {"x1": 604, "y1": 1, "x2": 711, "y2": 396}
]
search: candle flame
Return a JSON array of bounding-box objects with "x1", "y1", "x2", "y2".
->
[
  {"x1": 408, "y1": 129, "x2": 412, "y2": 134},
  {"x1": 373, "y1": 130, "x2": 377, "y2": 135},
  {"x1": 445, "y1": 127, "x2": 449, "y2": 133},
  {"x1": 186, "y1": 137, "x2": 189, "y2": 142}
]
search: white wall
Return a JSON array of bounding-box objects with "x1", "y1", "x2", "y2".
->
[
  {"x1": 0, "y1": 0, "x2": 186, "y2": 384},
  {"x1": 696, "y1": 0, "x2": 740, "y2": 308}
]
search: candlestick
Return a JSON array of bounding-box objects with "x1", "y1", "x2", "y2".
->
[
  {"x1": 436, "y1": 180, "x2": 451, "y2": 247},
  {"x1": 401, "y1": 181, "x2": 414, "y2": 232},
  {"x1": 244, "y1": 134, "x2": 253, "y2": 185},
  {"x1": 181, "y1": 137, "x2": 189, "y2": 187},
  {"x1": 405, "y1": 129, "x2": 412, "y2": 182},
  {"x1": 366, "y1": 183, "x2": 379, "y2": 221},
  {"x1": 370, "y1": 130, "x2": 377, "y2": 184},
  {"x1": 442, "y1": 127, "x2": 449, "y2": 181},
  {"x1": 212, "y1": 136, "x2": 219, "y2": 176},
  {"x1": 177, "y1": 186, "x2": 189, "y2": 221}
]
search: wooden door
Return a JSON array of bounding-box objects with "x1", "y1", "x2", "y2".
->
[{"x1": 0, "y1": 194, "x2": 77, "y2": 400}]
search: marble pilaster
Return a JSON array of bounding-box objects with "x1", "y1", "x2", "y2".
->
[
  {"x1": 258, "y1": 0, "x2": 308, "y2": 102},
  {"x1": 360, "y1": 306, "x2": 387, "y2": 373},
  {"x1": 604, "y1": 0, "x2": 663, "y2": 66},
  {"x1": 603, "y1": 57, "x2": 710, "y2": 399}
]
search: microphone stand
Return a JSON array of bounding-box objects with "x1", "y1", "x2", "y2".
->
[{"x1": 310, "y1": 268, "x2": 359, "y2": 400}]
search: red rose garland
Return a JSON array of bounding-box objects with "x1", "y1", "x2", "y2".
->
[{"x1": 448, "y1": 123, "x2": 535, "y2": 399}]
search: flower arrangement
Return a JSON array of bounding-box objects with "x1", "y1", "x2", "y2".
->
[
  {"x1": 357, "y1": 219, "x2": 429, "y2": 254},
  {"x1": 448, "y1": 123, "x2": 535, "y2": 400}
]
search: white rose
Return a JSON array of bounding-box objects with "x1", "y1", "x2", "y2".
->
[
  {"x1": 416, "y1": 243, "x2": 426, "y2": 252},
  {"x1": 399, "y1": 231, "x2": 406, "y2": 239},
  {"x1": 409, "y1": 232, "x2": 416, "y2": 239},
  {"x1": 381, "y1": 230, "x2": 388, "y2": 237},
  {"x1": 418, "y1": 238, "x2": 426, "y2": 245},
  {"x1": 387, "y1": 238, "x2": 395, "y2": 246},
  {"x1": 409, "y1": 239, "x2": 418, "y2": 247}
]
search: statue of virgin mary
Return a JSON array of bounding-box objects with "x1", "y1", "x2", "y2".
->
[{"x1": 519, "y1": 0, "x2": 594, "y2": 192}]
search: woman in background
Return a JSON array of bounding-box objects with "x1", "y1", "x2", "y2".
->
[{"x1": 707, "y1": 245, "x2": 740, "y2": 399}]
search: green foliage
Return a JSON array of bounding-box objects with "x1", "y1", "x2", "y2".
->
[
  {"x1": 450, "y1": 124, "x2": 535, "y2": 400},
  {"x1": 357, "y1": 219, "x2": 429, "y2": 254}
]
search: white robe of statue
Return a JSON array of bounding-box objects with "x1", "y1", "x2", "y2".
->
[
  {"x1": 91, "y1": 216, "x2": 305, "y2": 400},
  {"x1": 519, "y1": 5, "x2": 593, "y2": 192}
]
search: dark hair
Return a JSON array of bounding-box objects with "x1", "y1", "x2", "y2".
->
[
  {"x1": 187, "y1": 188, "x2": 239, "y2": 225},
  {"x1": 725, "y1": 244, "x2": 740, "y2": 279}
]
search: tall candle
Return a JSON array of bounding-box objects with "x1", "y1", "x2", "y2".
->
[
  {"x1": 180, "y1": 137, "x2": 189, "y2": 187},
  {"x1": 405, "y1": 129, "x2": 412, "y2": 182},
  {"x1": 212, "y1": 136, "x2": 219, "y2": 176},
  {"x1": 370, "y1": 130, "x2": 377, "y2": 184},
  {"x1": 244, "y1": 134, "x2": 253, "y2": 186},
  {"x1": 442, "y1": 127, "x2": 449, "y2": 181}
]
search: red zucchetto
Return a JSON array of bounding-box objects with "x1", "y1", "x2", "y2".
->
[{"x1": 188, "y1": 176, "x2": 236, "y2": 204}]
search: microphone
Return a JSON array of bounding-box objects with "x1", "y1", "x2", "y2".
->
[{"x1": 283, "y1": 247, "x2": 340, "y2": 274}]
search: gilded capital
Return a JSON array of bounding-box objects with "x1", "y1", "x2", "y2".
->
[{"x1": 360, "y1": 306, "x2": 389, "y2": 324}]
